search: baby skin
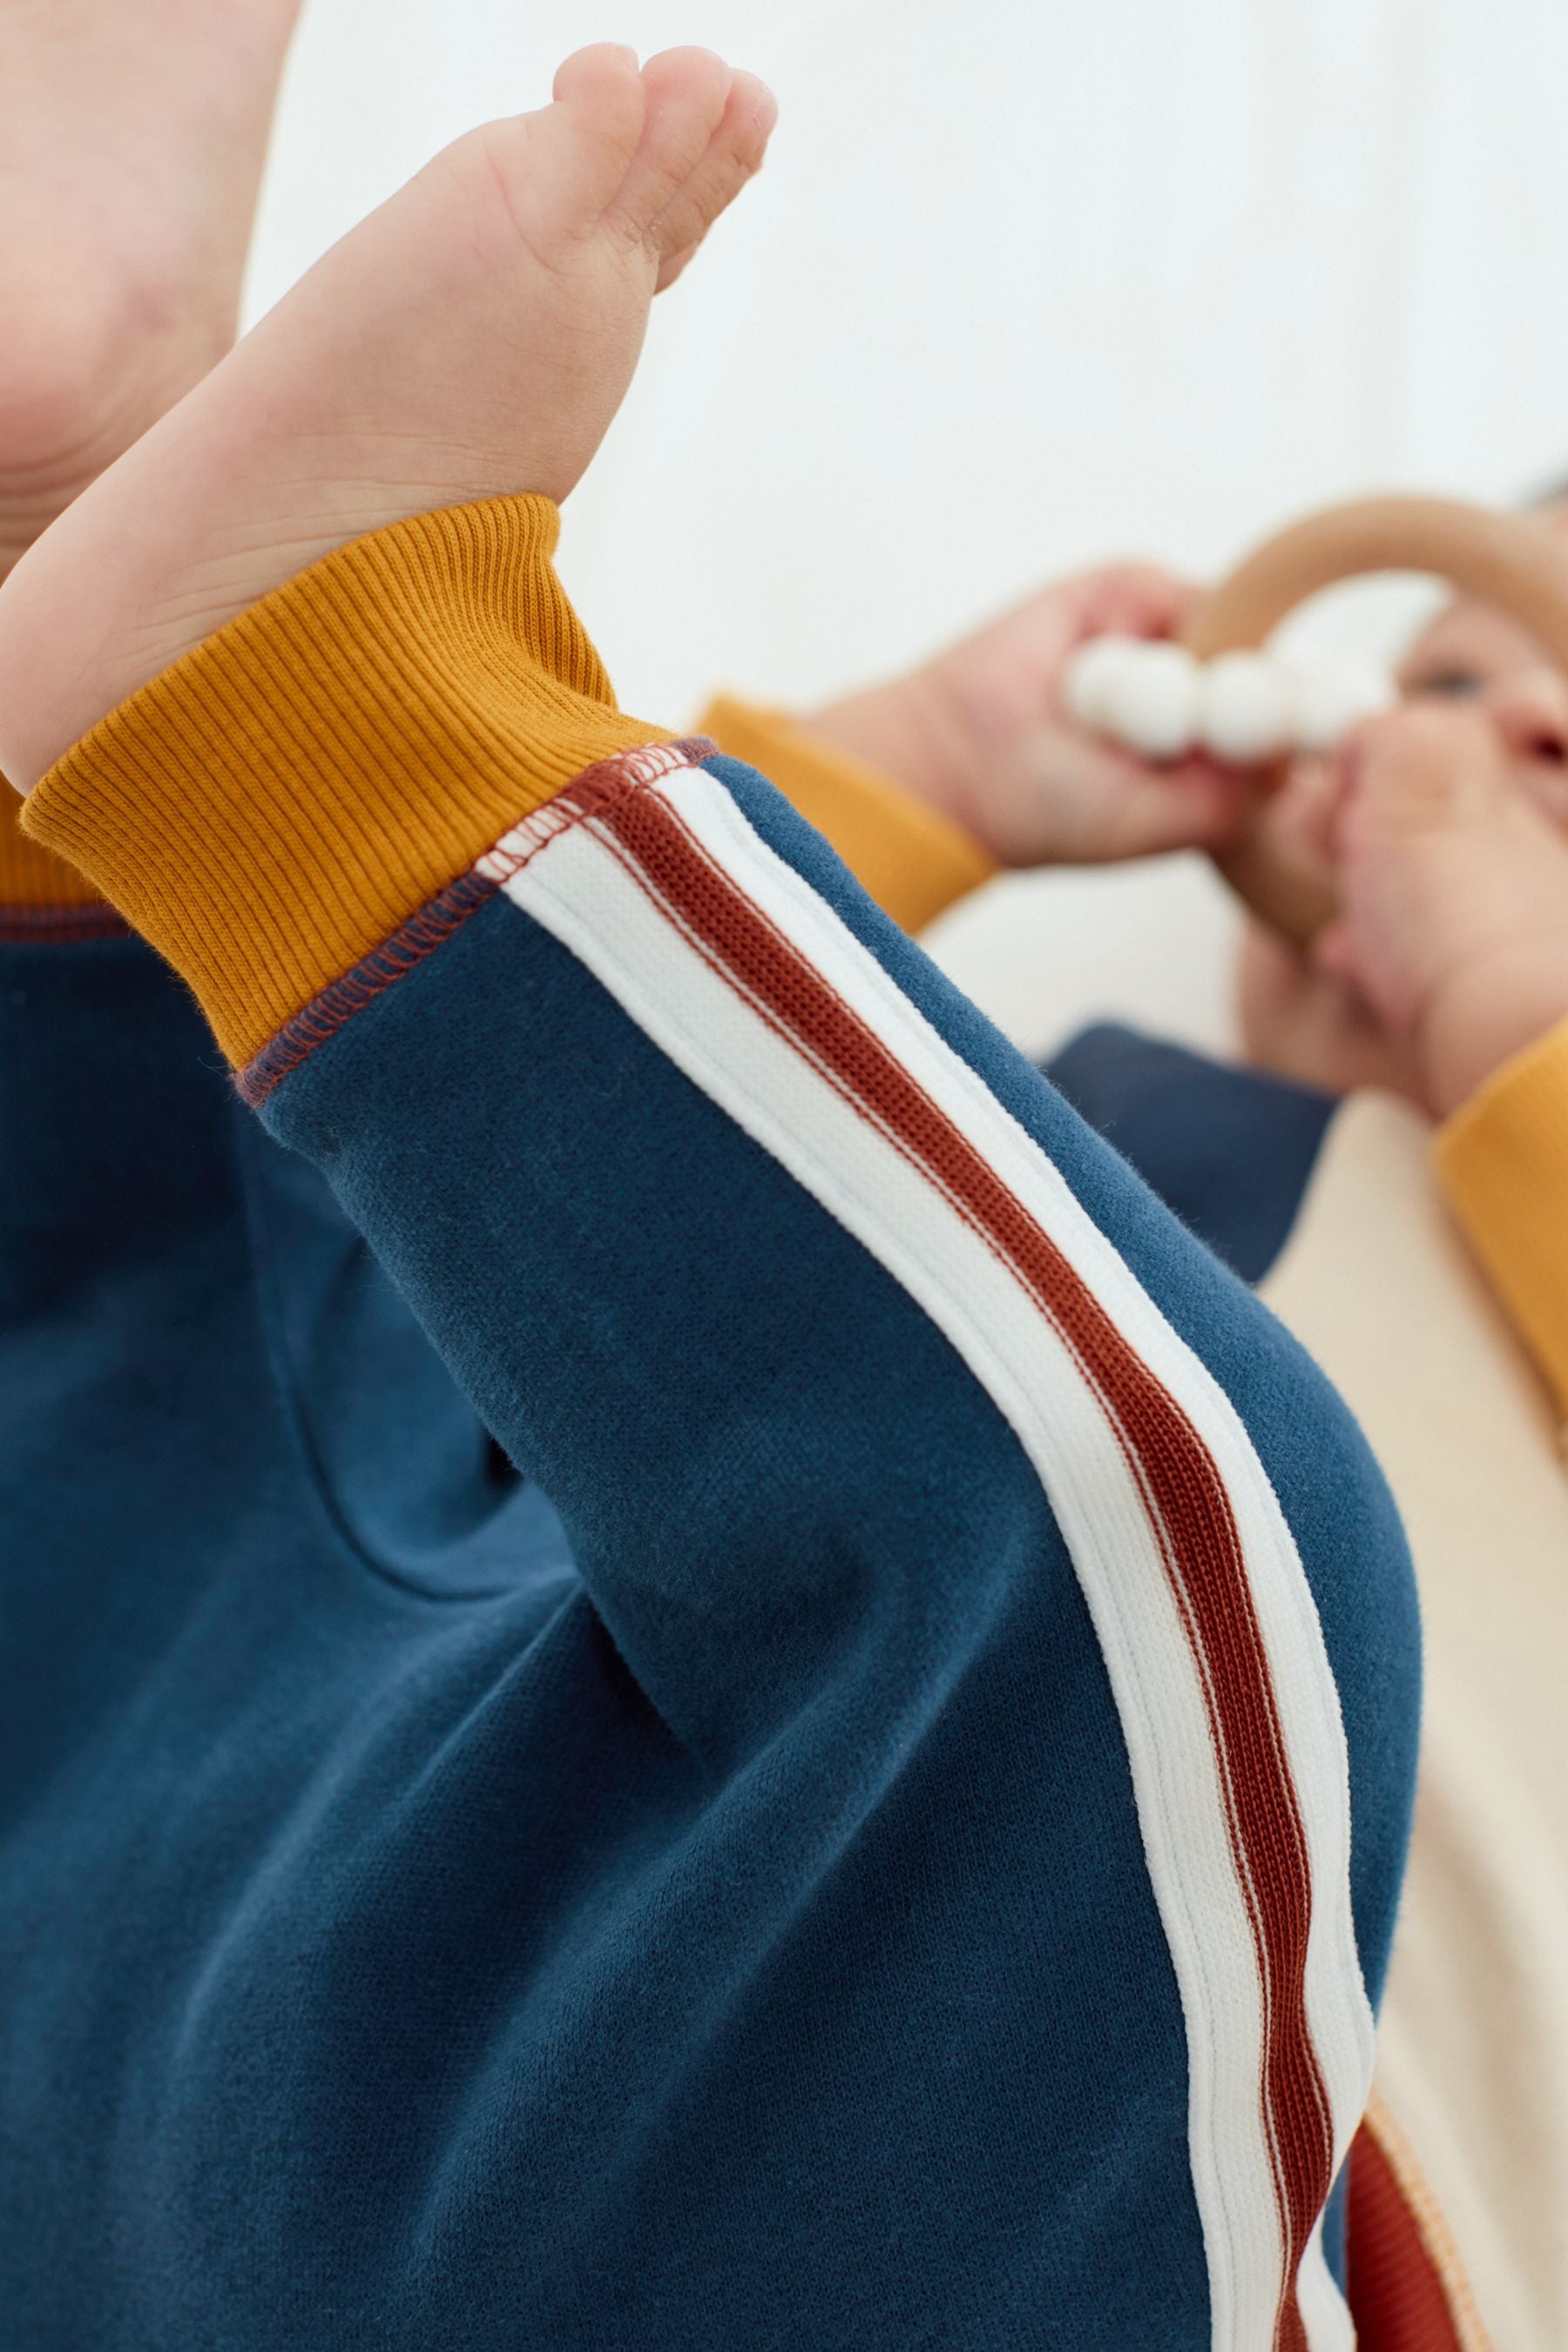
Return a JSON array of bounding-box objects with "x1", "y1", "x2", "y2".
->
[
  {"x1": 0, "y1": 0, "x2": 304, "y2": 581},
  {"x1": 0, "y1": 17, "x2": 1563, "y2": 1135},
  {"x1": 1313, "y1": 701, "x2": 1568, "y2": 1116},
  {"x1": 1240, "y1": 559, "x2": 1568, "y2": 1118},
  {"x1": 0, "y1": 42, "x2": 775, "y2": 789},
  {"x1": 812, "y1": 545, "x2": 1568, "y2": 1126}
]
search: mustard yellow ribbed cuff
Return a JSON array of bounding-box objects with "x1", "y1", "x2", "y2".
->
[
  {"x1": 24, "y1": 497, "x2": 668, "y2": 1064},
  {"x1": 699, "y1": 695, "x2": 997, "y2": 935},
  {"x1": 1, "y1": 778, "x2": 105, "y2": 911},
  {"x1": 1436, "y1": 1011, "x2": 1568, "y2": 1420}
]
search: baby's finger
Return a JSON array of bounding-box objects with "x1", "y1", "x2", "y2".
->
[
  {"x1": 1079, "y1": 755, "x2": 1251, "y2": 862},
  {"x1": 1340, "y1": 703, "x2": 1505, "y2": 841},
  {"x1": 1082, "y1": 565, "x2": 1206, "y2": 645}
]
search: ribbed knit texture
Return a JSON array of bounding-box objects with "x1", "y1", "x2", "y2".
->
[
  {"x1": 23, "y1": 495, "x2": 666, "y2": 1063},
  {"x1": 698, "y1": 694, "x2": 996, "y2": 934},
  {"x1": 0, "y1": 780, "x2": 104, "y2": 910},
  {"x1": 0, "y1": 504, "x2": 1425, "y2": 2344},
  {"x1": 1436, "y1": 1012, "x2": 1568, "y2": 1420},
  {"x1": 1345, "y1": 2096, "x2": 1493, "y2": 2352}
]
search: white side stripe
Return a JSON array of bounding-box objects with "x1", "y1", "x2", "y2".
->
[{"x1": 490, "y1": 762, "x2": 1371, "y2": 2349}]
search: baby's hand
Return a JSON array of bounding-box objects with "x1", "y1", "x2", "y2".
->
[
  {"x1": 802, "y1": 566, "x2": 1255, "y2": 868},
  {"x1": 1315, "y1": 704, "x2": 1568, "y2": 1116}
]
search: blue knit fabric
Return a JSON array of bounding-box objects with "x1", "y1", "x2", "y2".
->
[
  {"x1": 1047, "y1": 1023, "x2": 1339, "y2": 1284},
  {"x1": 0, "y1": 757, "x2": 1420, "y2": 2349}
]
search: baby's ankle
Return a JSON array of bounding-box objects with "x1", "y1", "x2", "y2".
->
[{"x1": 0, "y1": 46, "x2": 773, "y2": 793}]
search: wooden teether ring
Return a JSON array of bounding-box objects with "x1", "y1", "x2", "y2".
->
[{"x1": 1183, "y1": 494, "x2": 1568, "y2": 944}]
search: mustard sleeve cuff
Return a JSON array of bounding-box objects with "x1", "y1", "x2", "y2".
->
[
  {"x1": 1436, "y1": 1012, "x2": 1568, "y2": 1420},
  {"x1": 0, "y1": 781, "x2": 117, "y2": 936},
  {"x1": 698, "y1": 695, "x2": 997, "y2": 935},
  {"x1": 22, "y1": 496, "x2": 670, "y2": 1064}
]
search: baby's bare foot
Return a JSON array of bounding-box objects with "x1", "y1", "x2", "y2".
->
[
  {"x1": 0, "y1": 43, "x2": 774, "y2": 791},
  {"x1": 0, "y1": 0, "x2": 302, "y2": 580}
]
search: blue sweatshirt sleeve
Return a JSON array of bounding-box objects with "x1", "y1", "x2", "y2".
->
[{"x1": 22, "y1": 496, "x2": 1421, "y2": 2351}]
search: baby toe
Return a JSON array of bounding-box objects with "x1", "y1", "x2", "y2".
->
[
  {"x1": 648, "y1": 71, "x2": 776, "y2": 269},
  {"x1": 605, "y1": 48, "x2": 733, "y2": 247}
]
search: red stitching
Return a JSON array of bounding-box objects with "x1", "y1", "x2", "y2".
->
[{"x1": 235, "y1": 740, "x2": 714, "y2": 1106}]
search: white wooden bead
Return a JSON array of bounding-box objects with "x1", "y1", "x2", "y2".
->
[
  {"x1": 1197, "y1": 652, "x2": 1293, "y2": 764},
  {"x1": 1287, "y1": 657, "x2": 1397, "y2": 754},
  {"x1": 1097, "y1": 640, "x2": 1202, "y2": 760},
  {"x1": 1062, "y1": 635, "x2": 1147, "y2": 733}
]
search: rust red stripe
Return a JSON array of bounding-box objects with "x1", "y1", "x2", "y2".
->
[
  {"x1": 579, "y1": 768, "x2": 1336, "y2": 2345},
  {"x1": 1346, "y1": 2118, "x2": 1473, "y2": 2352}
]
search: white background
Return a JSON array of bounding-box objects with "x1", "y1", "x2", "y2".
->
[{"x1": 245, "y1": 0, "x2": 1568, "y2": 1059}]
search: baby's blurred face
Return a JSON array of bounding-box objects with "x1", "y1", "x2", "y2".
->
[{"x1": 1236, "y1": 501, "x2": 1568, "y2": 1093}]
